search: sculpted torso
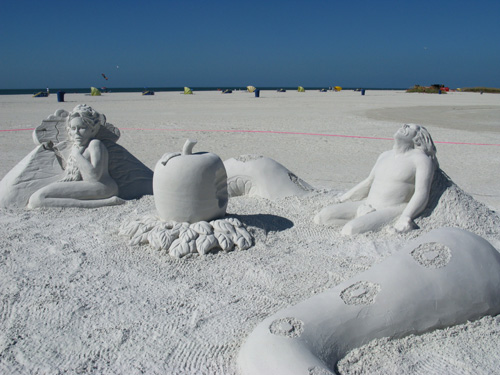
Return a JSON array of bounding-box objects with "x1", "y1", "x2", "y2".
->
[{"x1": 366, "y1": 150, "x2": 419, "y2": 209}]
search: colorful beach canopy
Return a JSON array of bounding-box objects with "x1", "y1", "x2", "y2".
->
[
  {"x1": 90, "y1": 87, "x2": 101, "y2": 96},
  {"x1": 247, "y1": 86, "x2": 256, "y2": 93},
  {"x1": 184, "y1": 87, "x2": 193, "y2": 95},
  {"x1": 298, "y1": 86, "x2": 305, "y2": 92},
  {"x1": 33, "y1": 91, "x2": 49, "y2": 98},
  {"x1": 334, "y1": 86, "x2": 342, "y2": 92}
]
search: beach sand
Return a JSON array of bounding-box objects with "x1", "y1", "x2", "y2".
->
[{"x1": 1, "y1": 90, "x2": 499, "y2": 374}]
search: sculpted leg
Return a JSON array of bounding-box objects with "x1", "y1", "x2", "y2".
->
[
  {"x1": 28, "y1": 181, "x2": 122, "y2": 208},
  {"x1": 341, "y1": 206, "x2": 405, "y2": 235},
  {"x1": 314, "y1": 201, "x2": 361, "y2": 226}
]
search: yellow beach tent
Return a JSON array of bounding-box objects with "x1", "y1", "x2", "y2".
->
[
  {"x1": 90, "y1": 87, "x2": 101, "y2": 96},
  {"x1": 184, "y1": 87, "x2": 193, "y2": 95},
  {"x1": 247, "y1": 86, "x2": 256, "y2": 93},
  {"x1": 298, "y1": 86, "x2": 305, "y2": 92},
  {"x1": 334, "y1": 86, "x2": 342, "y2": 92}
]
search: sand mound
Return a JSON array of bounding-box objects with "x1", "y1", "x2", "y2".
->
[{"x1": 0, "y1": 172, "x2": 499, "y2": 374}]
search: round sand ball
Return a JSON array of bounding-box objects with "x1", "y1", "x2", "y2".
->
[{"x1": 153, "y1": 139, "x2": 228, "y2": 223}]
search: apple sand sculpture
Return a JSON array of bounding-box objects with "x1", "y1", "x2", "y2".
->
[{"x1": 119, "y1": 139, "x2": 254, "y2": 258}]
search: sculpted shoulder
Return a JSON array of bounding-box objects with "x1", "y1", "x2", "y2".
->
[
  {"x1": 410, "y1": 148, "x2": 436, "y2": 167},
  {"x1": 376, "y1": 149, "x2": 395, "y2": 161}
]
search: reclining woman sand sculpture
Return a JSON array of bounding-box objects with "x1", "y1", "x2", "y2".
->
[
  {"x1": 314, "y1": 124, "x2": 438, "y2": 235},
  {"x1": 28, "y1": 105, "x2": 124, "y2": 208}
]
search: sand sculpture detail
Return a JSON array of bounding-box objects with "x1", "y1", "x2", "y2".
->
[
  {"x1": 153, "y1": 139, "x2": 228, "y2": 222},
  {"x1": 119, "y1": 215, "x2": 253, "y2": 257},
  {"x1": 0, "y1": 105, "x2": 153, "y2": 208},
  {"x1": 315, "y1": 124, "x2": 438, "y2": 235},
  {"x1": 237, "y1": 227, "x2": 500, "y2": 375},
  {"x1": 121, "y1": 139, "x2": 253, "y2": 258},
  {"x1": 225, "y1": 155, "x2": 313, "y2": 200}
]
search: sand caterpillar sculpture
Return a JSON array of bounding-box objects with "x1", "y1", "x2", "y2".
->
[
  {"x1": 120, "y1": 139, "x2": 254, "y2": 258},
  {"x1": 237, "y1": 227, "x2": 500, "y2": 374},
  {"x1": 0, "y1": 105, "x2": 153, "y2": 208},
  {"x1": 224, "y1": 155, "x2": 313, "y2": 200},
  {"x1": 315, "y1": 124, "x2": 438, "y2": 235}
]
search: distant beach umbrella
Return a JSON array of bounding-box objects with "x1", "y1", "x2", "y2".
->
[
  {"x1": 90, "y1": 87, "x2": 101, "y2": 96},
  {"x1": 298, "y1": 86, "x2": 305, "y2": 92},
  {"x1": 184, "y1": 87, "x2": 193, "y2": 95},
  {"x1": 334, "y1": 86, "x2": 342, "y2": 92},
  {"x1": 247, "y1": 86, "x2": 256, "y2": 93}
]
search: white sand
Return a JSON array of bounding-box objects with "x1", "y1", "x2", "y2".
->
[{"x1": 1, "y1": 90, "x2": 500, "y2": 374}]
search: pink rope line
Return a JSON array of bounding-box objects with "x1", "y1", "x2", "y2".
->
[
  {"x1": 0, "y1": 128, "x2": 35, "y2": 132},
  {"x1": 120, "y1": 127, "x2": 500, "y2": 146},
  {"x1": 2, "y1": 127, "x2": 499, "y2": 146}
]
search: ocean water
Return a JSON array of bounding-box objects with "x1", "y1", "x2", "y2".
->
[{"x1": 0, "y1": 87, "x2": 405, "y2": 95}]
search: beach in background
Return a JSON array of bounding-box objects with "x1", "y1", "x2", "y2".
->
[{"x1": 1, "y1": 90, "x2": 500, "y2": 374}]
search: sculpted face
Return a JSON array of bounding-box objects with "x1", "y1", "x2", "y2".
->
[
  {"x1": 394, "y1": 123, "x2": 420, "y2": 144},
  {"x1": 69, "y1": 117, "x2": 95, "y2": 146}
]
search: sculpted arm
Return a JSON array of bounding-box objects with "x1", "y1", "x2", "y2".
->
[
  {"x1": 338, "y1": 176, "x2": 372, "y2": 202},
  {"x1": 337, "y1": 153, "x2": 386, "y2": 202},
  {"x1": 74, "y1": 140, "x2": 107, "y2": 181},
  {"x1": 394, "y1": 155, "x2": 435, "y2": 232}
]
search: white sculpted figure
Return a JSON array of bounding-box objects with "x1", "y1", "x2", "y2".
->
[
  {"x1": 314, "y1": 124, "x2": 438, "y2": 235},
  {"x1": 28, "y1": 105, "x2": 124, "y2": 208}
]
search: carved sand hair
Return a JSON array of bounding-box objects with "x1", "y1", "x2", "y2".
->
[
  {"x1": 412, "y1": 124, "x2": 439, "y2": 168},
  {"x1": 66, "y1": 104, "x2": 105, "y2": 137}
]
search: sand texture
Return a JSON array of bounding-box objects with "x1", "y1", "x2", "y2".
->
[{"x1": 1, "y1": 90, "x2": 500, "y2": 374}]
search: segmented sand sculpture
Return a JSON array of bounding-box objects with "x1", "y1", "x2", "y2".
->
[
  {"x1": 120, "y1": 140, "x2": 254, "y2": 258},
  {"x1": 224, "y1": 155, "x2": 313, "y2": 200},
  {"x1": 238, "y1": 227, "x2": 500, "y2": 374}
]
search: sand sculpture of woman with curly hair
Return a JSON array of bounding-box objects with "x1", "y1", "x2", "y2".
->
[
  {"x1": 28, "y1": 105, "x2": 124, "y2": 208},
  {"x1": 314, "y1": 123, "x2": 438, "y2": 235}
]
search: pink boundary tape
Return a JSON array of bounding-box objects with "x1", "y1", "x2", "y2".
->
[{"x1": 2, "y1": 127, "x2": 499, "y2": 147}]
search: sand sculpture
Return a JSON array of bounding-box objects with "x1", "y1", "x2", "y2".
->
[
  {"x1": 0, "y1": 105, "x2": 153, "y2": 208},
  {"x1": 153, "y1": 139, "x2": 228, "y2": 222},
  {"x1": 315, "y1": 124, "x2": 438, "y2": 235},
  {"x1": 225, "y1": 155, "x2": 313, "y2": 200},
  {"x1": 237, "y1": 227, "x2": 500, "y2": 375},
  {"x1": 120, "y1": 140, "x2": 253, "y2": 258}
]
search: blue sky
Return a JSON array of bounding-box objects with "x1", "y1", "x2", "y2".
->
[{"x1": 1, "y1": 0, "x2": 499, "y2": 89}]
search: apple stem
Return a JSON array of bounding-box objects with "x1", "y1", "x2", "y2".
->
[{"x1": 182, "y1": 139, "x2": 197, "y2": 155}]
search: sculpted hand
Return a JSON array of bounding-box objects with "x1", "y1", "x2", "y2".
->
[
  {"x1": 394, "y1": 216, "x2": 415, "y2": 233},
  {"x1": 71, "y1": 144, "x2": 85, "y2": 156},
  {"x1": 334, "y1": 194, "x2": 346, "y2": 204}
]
